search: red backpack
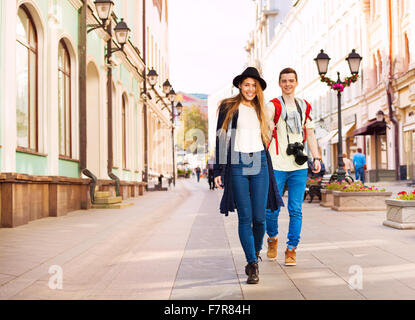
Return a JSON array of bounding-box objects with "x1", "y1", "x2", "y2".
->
[{"x1": 268, "y1": 98, "x2": 312, "y2": 155}]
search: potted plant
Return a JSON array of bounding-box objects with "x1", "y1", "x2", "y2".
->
[
  {"x1": 320, "y1": 181, "x2": 348, "y2": 208},
  {"x1": 307, "y1": 177, "x2": 322, "y2": 186},
  {"x1": 383, "y1": 190, "x2": 415, "y2": 230},
  {"x1": 331, "y1": 181, "x2": 392, "y2": 211}
]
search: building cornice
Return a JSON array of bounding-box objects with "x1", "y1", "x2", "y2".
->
[
  {"x1": 364, "y1": 83, "x2": 387, "y2": 102},
  {"x1": 392, "y1": 69, "x2": 415, "y2": 91},
  {"x1": 68, "y1": 0, "x2": 83, "y2": 11}
]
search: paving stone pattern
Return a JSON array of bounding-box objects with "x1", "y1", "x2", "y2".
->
[{"x1": 1, "y1": 179, "x2": 415, "y2": 300}]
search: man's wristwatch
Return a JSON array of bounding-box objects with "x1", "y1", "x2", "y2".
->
[{"x1": 313, "y1": 158, "x2": 322, "y2": 163}]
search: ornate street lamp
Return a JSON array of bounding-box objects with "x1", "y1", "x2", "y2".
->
[
  {"x1": 376, "y1": 110, "x2": 385, "y2": 122},
  {"x1": 94, "y1": 0, "x2": 114, "y2": 23},
  {"x1": 315, "y1": 49, "x2": 362, "y2": 182},
  {"x1": 163, "y1": 79, "x2": 172, "y2": 95},
  {"x1": 176, "y1": 102, "x2": 183, "y2": 117},
  {"x1": 168, "y1": 89, "x2": 176, "y2": 103},
  {"x1": 314, "y1": 49, "x2": 331, "y2": 76},
  {"x1": 147, "y1": 68, "x2": 158, "y2": 87},
  {"x1": 114, "y1": 18, "x2": 130, "y2": 47},
  {"x1": 346, "y1": 49, "x2": 363, "y2": 75}
]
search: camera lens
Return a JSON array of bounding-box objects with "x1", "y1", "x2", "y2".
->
[{"x1": 295, "y1": 153, "x2": 308, "y2": 165}]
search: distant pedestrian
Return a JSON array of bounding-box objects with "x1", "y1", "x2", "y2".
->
[
  {"x1": 353, "y1": 148, "x2": 366, "y2": 184},
  {"x1": 195, "y1": 167, "x2": 201, "y2": 182},
  {"x1": 214, "y1": 67, "x2": 284, "y2": 285},
  {"x1": 206, "y1": 162, "x2": 215, "y2": 190},
  {"x1": 343, "y1": 153, "x2": 352, "y2": 176}
]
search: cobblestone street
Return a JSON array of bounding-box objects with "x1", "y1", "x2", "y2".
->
[{"x1": 1, "y1": 178, "x2": 415, "y2": 300}]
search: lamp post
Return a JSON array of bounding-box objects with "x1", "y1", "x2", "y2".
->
[
  {"x1": 315, "y1": 49, "x2": 362, "y2": 182},
  {"x1": 168, "y1": 89, "x2": 177, "y2": 186},
  {"x1": 374, "y1": 110, "x2": 386, "y2": 182},
  {"x1": 87, "y1": 0, "x2": 131, "y2": 196},
  {"x1": 147, "y1": 75, "x2": 180, "y2": 188}
]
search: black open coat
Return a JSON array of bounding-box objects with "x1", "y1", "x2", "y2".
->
[{"x1": 213, "y1": 104, "x2": 284, "y2": 216}]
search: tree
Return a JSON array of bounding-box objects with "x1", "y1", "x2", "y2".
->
[{"x1": 176, "y1": 104, "x2": 208, "y2": 153}]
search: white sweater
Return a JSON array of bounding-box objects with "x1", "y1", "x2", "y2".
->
[{"x1": 234, "y1": 104, "x2": 264, "y2": 153}]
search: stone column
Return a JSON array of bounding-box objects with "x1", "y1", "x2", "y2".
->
[
  {"x1": 0, "y1": 0, "x2": 17, "y2": 172},
  {"x1": 46, "y1": 8, "x2": 60, "y2": 176}
]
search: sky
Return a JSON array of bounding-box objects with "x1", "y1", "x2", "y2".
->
[{"x1": 169, "y1": 0, "x2": 256, "y2": 96}]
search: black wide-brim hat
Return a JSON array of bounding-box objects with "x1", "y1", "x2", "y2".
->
[{"x1": 233, "y1": 67, "x2": 267, "y2": 91}]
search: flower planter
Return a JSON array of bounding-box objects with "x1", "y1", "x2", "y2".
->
[
  {"x1": 331, "y1": 191, "x2": 392, "y2": 211},
  {"x1": 320, "y1": 189, "x2": 333, "y2": 207},
  {"x1": 383, "y1": 199, "x2": 415, "y2": 230}
]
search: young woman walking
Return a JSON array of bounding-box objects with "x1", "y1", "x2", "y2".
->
[{"x1": 213, "y1": 67, "x2": 284, "y2": 284}]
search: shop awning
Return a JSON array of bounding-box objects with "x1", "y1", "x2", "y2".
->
[
  {"x1": 353, "y1": 120, "x2": 387, "y2": 136},
  {"x1": 331, "y1": 122, "x2": 356, "y2": 144},
  {"x1": 314, "y1": 127, "x2": 329, "y2": 141},
  {"x1": 318, "y1": 129, "x2": 338, "y2": 145}
]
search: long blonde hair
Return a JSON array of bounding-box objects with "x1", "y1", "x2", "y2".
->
[{"x1": 218, "y1": 78, "x2": 270, "y2": 146}]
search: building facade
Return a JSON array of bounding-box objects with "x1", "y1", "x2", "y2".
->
[
  {"x1": 0, "y1": 0, "x2": 175, "y2": 227},
  {"x1": 246, "y1": 0, "x2": 414, "y2": 182}
]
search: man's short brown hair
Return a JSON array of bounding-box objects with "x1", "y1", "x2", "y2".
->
[{"x1": 279, "y1": 68, "x2": 298, "y2": 82}]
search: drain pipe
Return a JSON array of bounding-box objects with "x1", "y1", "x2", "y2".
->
[
  {"x1": 106, "y1": 20, "x2": 121, "y2": 196},
  {"x1": 387, "y1": 0, "x2": 400, "y2": 181},
  {"x1": 79, "y1": 0, "x2": 97, "y2": 203}
]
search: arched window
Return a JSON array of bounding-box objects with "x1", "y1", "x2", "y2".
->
[
  {"x1": 58, "y1": 40, "x2": 72, "y2": 157},
  {"x1": 16, "y1": 5, "x2": 38, "y2": 150},
  {"x1": 404, "y1": 33, "x2": 410, "y2": 72},
  {"x1": 377, "y1": 50, "x2": 382, "y2": 82},
  {"x1": 122, "y1": 94, "x2": 127, "y2": 169},
  {"x1": 373, "y1": 54, "x2": 377, "y2": 87}
]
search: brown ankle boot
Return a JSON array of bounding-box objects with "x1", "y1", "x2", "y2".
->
[
  {"x1": 267, "y1": 237, "x2": 278, "y2": 260},
  {"x1": 245, "y1": 262, "x2": 259, "y2": 284}
]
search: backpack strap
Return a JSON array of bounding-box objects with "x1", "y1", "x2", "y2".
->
[
  {"x1": 302, "y1": 99, "x2": 312, "y2": 143},
  {"x1": 269, "y1": 98, "x2": 312, "y2": 154},
  {"x1": 268, "y1": 98, "x2": 282, "y2": 155}
]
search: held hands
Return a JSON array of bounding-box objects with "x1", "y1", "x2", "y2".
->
[{"x1": 214, "y1": 176, "x2": 224, "y2": 189}]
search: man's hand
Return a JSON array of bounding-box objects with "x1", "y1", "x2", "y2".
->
[
  {"x1": 306, "y1": 128, "x2": 322, "y2": 174},
  {"x1": 214, "y1": 176, "x2": 224, "y2": 189},
  {"x1": 312, "y1": 159, "x2": 321, "y2": 174}
]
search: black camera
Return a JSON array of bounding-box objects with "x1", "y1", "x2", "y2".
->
[{"x1": 286, "y1": 142, "x2": 308, "y2": 165}]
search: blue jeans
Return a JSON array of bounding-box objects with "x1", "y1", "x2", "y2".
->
[
  {"x1": 232, "y1": 150, "x2": 269, "y2": 263},
  {"x1": 266, "y1": 169, "x2": 307, "y2": 249},
  {"x1": 355, "y1": 167, "x2": 364, "y2": 184}
]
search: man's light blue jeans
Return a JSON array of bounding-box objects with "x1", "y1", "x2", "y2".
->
[{"x1": 266, "y1": 169, "x2": 307, "y2": 249}]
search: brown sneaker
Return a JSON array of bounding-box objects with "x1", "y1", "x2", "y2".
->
[
  {"x1": 267, "y1": 237, "x2": 278, "y2": 260},
  {"x1": 285, "y1": 248, "x2": 297, "y2": 266}
]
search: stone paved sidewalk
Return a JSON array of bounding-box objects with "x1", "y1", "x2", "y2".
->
[{"x1": 1, "y1": 178, "x2": 415, "y2": 300}]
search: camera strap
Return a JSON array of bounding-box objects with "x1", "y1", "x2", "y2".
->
[{"x1": 280, "y1": 97, "x2": 305, "y2": 144}]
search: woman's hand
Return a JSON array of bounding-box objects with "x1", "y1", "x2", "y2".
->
[{"x1": 214, "y1": 176, "x2": 223, "y2": 189}]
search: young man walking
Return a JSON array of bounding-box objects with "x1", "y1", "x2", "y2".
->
[
  {"x1": 266, "y1": 68, "x2": 321, "y2": 266},
  {"x1": 353, "y1": 148, "x2": 366, "y2": 184}
]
